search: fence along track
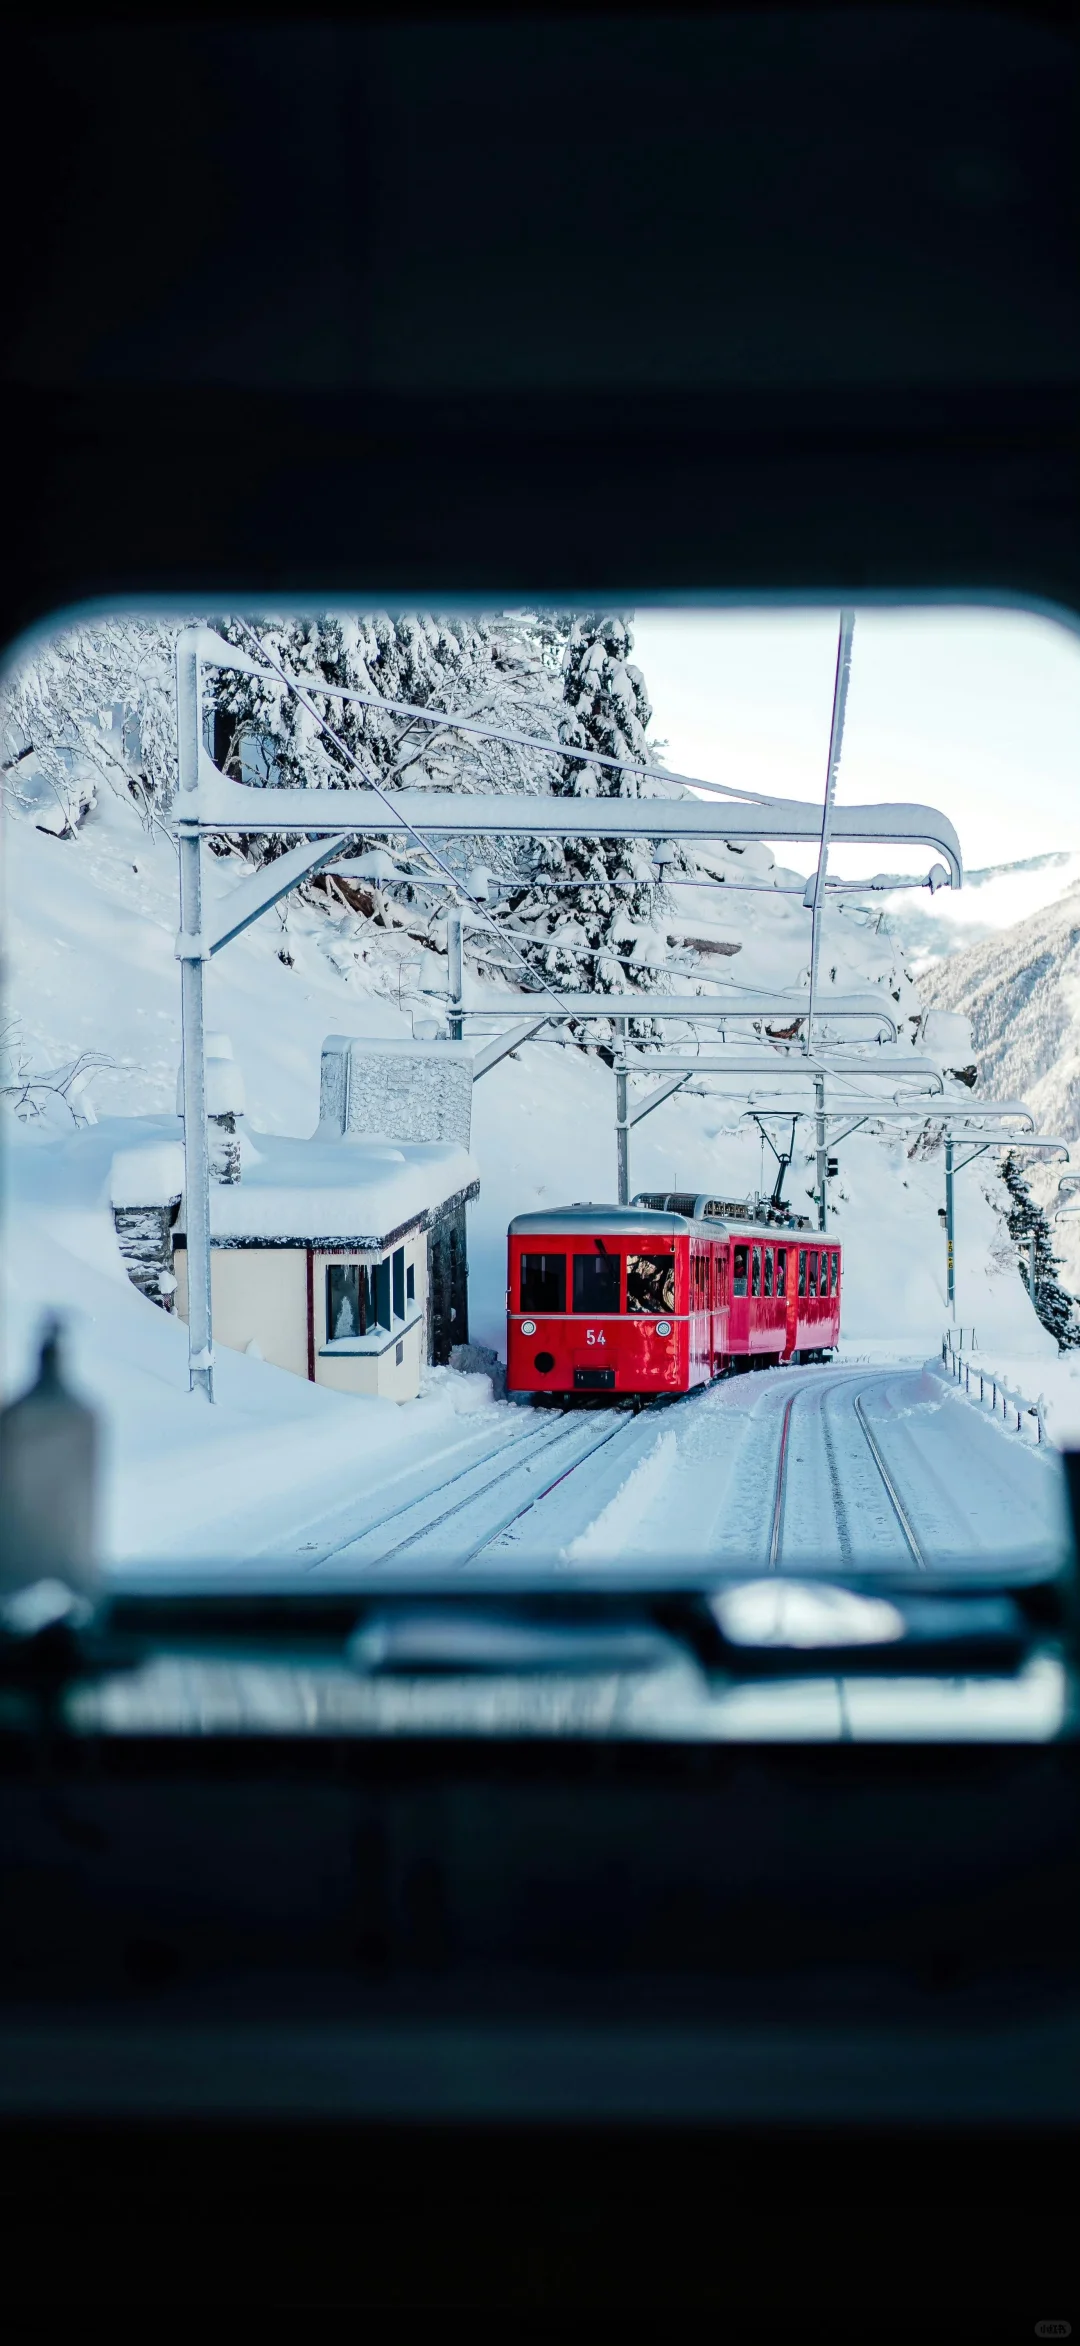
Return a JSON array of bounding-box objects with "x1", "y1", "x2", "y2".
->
[{"x1": 770, "y1": 1371, "x2": 926, "y2": 1570}]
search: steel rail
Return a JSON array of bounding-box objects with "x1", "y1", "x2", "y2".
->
[
  {"x1": 305, "y1": 1410, "x2": 578, "y2": 1569},
  {"x1": 767, "y1": 1369, "x2": 926, "y2": 1571},
  {"x1": 852, "y1": 1389, "x2": 926, "y2": 1566},
  {"x1": 372, "y1": 1409, "x2": 630, "y2": 1561}
]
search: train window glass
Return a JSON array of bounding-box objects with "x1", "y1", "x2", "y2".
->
[
  {"x1": 808, "y1": 1252, "x2": 819, "y2": 1298},
  {"x1": 732, "y1": 1245, "x2": 748, "y2": 1298},
  {"x1": 776, "y1": 1249, "x2": 787, "y2": 1298},
  {"x1": 573, "y1": 1251, "x2": 621, "y2": 1313},
  {"x1": 798, "y1": 1249, "x2": 807, "y2": 1297},
  {"x1": 763, "y1": 1248, "x2": 773, "y2": 1298},
  {"x1": 626, "y1": 1253, "x2": 676, "y2": 1314},
  {"x1": 751, "y1": 1246, "x2": 761, "y2": 1297},
  {"x1": 832, "y1": 1251, "x2": 840, "y2": 1295},
  {"x1": 520, "y1": 1253, "x2": 566, "y2": 1313}
]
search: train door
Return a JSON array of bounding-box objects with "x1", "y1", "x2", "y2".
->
[
  {"x1": 712, "y1": 1240, "x2": 728, "y2": 1369},
  {"x1": 729, "y1": 1238, "x2": 749, "y2": 1359},
  {"x1": 749, "y1": 1241, "x2": 764, "y2": 1353}
]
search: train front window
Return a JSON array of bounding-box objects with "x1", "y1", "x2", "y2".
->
[
  {"x1": 776, "y1": 1249, "x2": 787, "y2": 1297},
  {"x1": 520, "y1": 1252, "x2": 566, "y2": 1313},
  {"x1": 732, "y1": 1245, "x2": 748, "y2": 1298},
  {"x1": 763, "y1": 1248, "x2": 774, "y2": 1298},
  {"x1": 751, "y1": 1247, "x2": 761, "y2": 1297},
  {"x1": 808, "y1": 1252, "x2": 819, "y2": 1298},
  {"x1": 573, "y1": 1249, "x2": 621, "y2": 1313},
  {"x1": 625, "y1": 1252, "x2": 675, "y2": 1314},
  {"x1": 831, "y1": 1251, "x2": 840, "y2": 1295},
  {"x1": 798, "y1": 1249, "x2": 807, "y2": 1297}
]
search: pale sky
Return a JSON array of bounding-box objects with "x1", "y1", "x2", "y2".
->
[{"x1": 631, "y1": 606, "x2": 1080, "y2": 881}]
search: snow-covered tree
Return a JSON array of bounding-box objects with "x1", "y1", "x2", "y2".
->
[
  {"x1": 496, "y1": 613, "x2": 670, "y2": 999},
  {"x1": 1000, "y1": 1151, "x2": 1080, "y2": 1349},
  {"x1": 1, "y1": 617, "x2": 184, "y2": 834}
]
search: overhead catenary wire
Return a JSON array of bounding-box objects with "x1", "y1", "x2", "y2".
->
[{"x1": 218, "y1": 638, "x2": 784, "y2": 807}]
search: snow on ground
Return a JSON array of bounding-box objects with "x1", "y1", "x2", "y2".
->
[{"x1": 1, "y1": 781, "x2": 1059, "y2": 1566}]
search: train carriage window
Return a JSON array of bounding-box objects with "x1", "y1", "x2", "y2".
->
[
  {"x1": 776, "y1": 1249, "x2": 787, "y2": 1298},
  {"x1": 808, "y1": 1251, "x2": 819, "y2": 1298},
  {"x1": 626, "y1": 1252, "x2": 676, "y2": 1314},
  {"x1": 763, "y1": 1248, "x2": 774, "y2": 1298},
  {"x1": 798, "y1": 1249, "x2": 807, "y2": 1297},
  {"x1": 732, "y1": 1245, "x2": 748, "y2": 1298},
  {"x1": 573, "y1": 1249, "x2": 621, "y2": 1313},
  {"x1": 832, "y1": 1250, "x2": 840, "y2": 1295},
  {"x1": 520, "y1": 1252, "x2": 566, "y2": 1313},
  {"x1": 751, "y1": 1246, "x2": 761, "y2": 1297}
]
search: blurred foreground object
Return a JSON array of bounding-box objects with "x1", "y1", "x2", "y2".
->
[{"x1": 0, "y1": 1320, "x2": 98, "y2": 1596}]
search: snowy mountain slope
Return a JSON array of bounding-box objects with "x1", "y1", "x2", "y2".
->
[
  {"x1": 920, "y1": 880, "x2": 1080, "y2": 1295},
  {"x1": 854, "y1": 853, "x2": 1080, "y2": 978},
  {"x1": 920, "y1": 882, "x2": 1080, "y2": 1135}
]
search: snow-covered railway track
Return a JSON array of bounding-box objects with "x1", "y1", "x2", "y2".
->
[
  {"x1": 304, "y1": 1404, "x2": 660, "y2": 1571},
  {"x1": 770, "y1": 1370, "x2": 927, "y2": 1570}
]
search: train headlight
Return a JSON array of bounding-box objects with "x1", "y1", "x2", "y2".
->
[
  {"x1": 656, "y1": 1320, "x2": 672, "y2": 1338},
  {"x1": 520, "y1": 1319, "x2": 537, "y2": 1337}
]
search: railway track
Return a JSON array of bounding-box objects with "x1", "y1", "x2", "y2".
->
[
  {"x1": 768, "y1": 1370, "x2": 927, "y2": 1569},
  {"x1": 307, "y1": 1401, "x2": 657, "y2": 1570}
]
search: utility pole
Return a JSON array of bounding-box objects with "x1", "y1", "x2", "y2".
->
[
  {"x1": 616, "y1": 1019, "x2": 630, "y2": 1205},
  {"x1": 447, "y1": 910, "x2": 464, "y2": 1042},
  {"x1": 945, "y1": 1137, "x2": 955, "y2": 1317},
  {"x1": 815, "y1": 1074, "x2": 827, "y2": 1233},
  {"x1": 806, "y1": 609, "x2": 855, "y2": 1057},
  {"x1": 175, "y1": 630, "x2": 214, "y2": 1400}
]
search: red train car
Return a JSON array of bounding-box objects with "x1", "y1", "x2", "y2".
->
[{"x1": 506, "y1": 1194, "x2": 841, "y2": 1401}]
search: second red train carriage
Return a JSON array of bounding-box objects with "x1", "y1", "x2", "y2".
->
[{"x1": 506, "y1": 1193, "x2": 841, "y2": 1401}]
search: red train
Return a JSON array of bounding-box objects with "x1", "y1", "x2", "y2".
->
[{"x1": 506, "y1": 1192, "x2": 841, "y2": 1401}]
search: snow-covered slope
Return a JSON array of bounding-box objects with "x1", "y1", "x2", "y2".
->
[
  {"x1": 920, "y1": 882, "x2": 1080, "y2": 1137},
  {"x1": 920, "y1": 881, "x2": 1080, "y2": 1295}
]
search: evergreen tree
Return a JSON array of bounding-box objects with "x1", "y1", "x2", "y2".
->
[
  {"x1": 1000, "y1": 1152, "x2": 1080, "y2": 1349},
  {"x1": 497, "y1": 613, "x2": 672, "y2": 1002}
]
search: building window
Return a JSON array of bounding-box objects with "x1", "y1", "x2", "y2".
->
[
  {"x1": 406, "y1": 1262, "x2": 415, "y2": 1304},
  {"x1": 326, "y1": 1260, "x2": 393, "y2": 1340},
  {"x1": 327, "y1": 1262, "x2": 369, "y2": 1339},
  {"x1": 393, "y1": 1245, "x2": 405, "y2": 1322}
]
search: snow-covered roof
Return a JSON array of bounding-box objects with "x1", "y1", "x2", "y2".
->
[
  {"x1": 191, "y1": 1133, "x2": 477, "y2": 1246},
  {"x1": 108, "y1": 1117, "x2": 477, "y2": 1246}
]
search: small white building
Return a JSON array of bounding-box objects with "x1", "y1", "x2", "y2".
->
[{"x1": 111, "y1": 1035, "x2": 479, "y2": 1403}]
